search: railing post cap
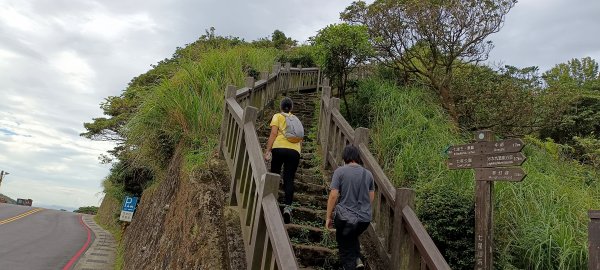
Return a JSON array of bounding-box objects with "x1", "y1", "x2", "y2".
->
[
  {"x1": 243, "y1": 106, "x2": 258, "y2": 123},
  {"x1": 245, "y1": 77, "x2": 255, "y2": 89},
  {"x1": 225, "y1": 85, "x2": 237, "y2": 98},
  {"x1": 590, "y1": 210, "x2": 600, "y2": 219},
  {"x1": 322, "y1": 86, "x2": 331, "y2": 98}
]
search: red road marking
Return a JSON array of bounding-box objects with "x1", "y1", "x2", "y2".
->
[{"x1": 62, "y1": 215, "x2": 92, "y2": 270}]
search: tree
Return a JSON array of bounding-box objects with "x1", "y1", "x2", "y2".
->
[
  {"x1": 341, "y1": 0, "x2": 516, "y2": 121},
  {"x1": 538, "y1": 57, "x2": 600, "y2": 165},
  {"x1": 542, "y1": 56, "x2": 600, "y2": 91},
  {"x1": 272, "y1": 30, "x2": 297, "y2": 50},
  {"x1": 313, "y1": 23, "x2": 373, "y2": 119}
]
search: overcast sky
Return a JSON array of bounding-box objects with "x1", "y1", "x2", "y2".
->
[{"x1": 1, "y1": 0, "x2": 599, "y2": 210}]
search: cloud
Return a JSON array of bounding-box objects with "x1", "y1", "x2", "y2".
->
[
  {"x1": 0, "y1": 128, "x2": 18, "y2": 136},
  {"x1": 487, "y1": 0, "x2": 600, "y2": 71}
]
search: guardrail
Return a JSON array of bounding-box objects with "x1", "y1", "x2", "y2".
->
[
  {"x1": 317, "y1": 83, "x2": 451, "y2": 270},
  {"x1": 219, "y1": 63, "x2": 319, "y2": 270}
]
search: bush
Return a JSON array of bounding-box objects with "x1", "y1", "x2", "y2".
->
[
  {"x1": 74, "y1": 206, "x2": 99, "y2": 215},
  {"x1": 277, "y1": 45, "x2": 317, "y2": 67},
  {"x1": 419, "y1": 183, "x2": 475, "y2": 269}
]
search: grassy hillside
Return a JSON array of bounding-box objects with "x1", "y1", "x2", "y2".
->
[
  {"x1": 87, "y1": 35, "x2": 282, "y2": 269},
  {"x1": 0, "y1": 193, "x2": 16, "y2": 204},
  {"x1": 348, "y1": 79, "x2": 600, "y2": 269}
]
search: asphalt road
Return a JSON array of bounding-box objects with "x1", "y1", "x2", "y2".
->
[{"x1": 0, "y1": 203, "x2": 91, "y2": 270}]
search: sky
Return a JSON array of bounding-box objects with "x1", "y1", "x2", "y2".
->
[{"x1": 0, "y1": 0, "x2": 599, "y2": 210}]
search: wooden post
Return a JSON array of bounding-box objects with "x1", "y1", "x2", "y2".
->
[
  {"x1": 317, "y1": 69, "x2": 322, "y2": 92},
  {"x1": 250, "y1": 173, "x2": 280, "y2": 269},
  {"x1": 354, "y1": 127, "x2": 369, "y2": 147},
  {"x1": 391, "y1": 188, "x2": 417, "y2": 270},
  {"x1": 590, "y1": 210, "x2": 600, "y2": 270},
  {"x1": 474, "y1": 130, "x2": 494, "y2": 270},
  {"x1": 317, "y1": 86, "x2": 332, "y2": 144},
  {"x1": 246, "y1": 77, "x2": 256, "y2": 108},
  {"x1": 284, "y1": 63, "x2": 291, "y2": 94},
  {"x1": 322, "y1": 96, "x2": 340, "y2": 169},
  {"x1": 322, "y1": 77, "x2": 330, "y2": 87},
  {"x1": 219, "y1": 85, "x2": 237, "y2": 158},
  {"x1": 296, "y1": 65, "x2": 302, "y2": 92}
]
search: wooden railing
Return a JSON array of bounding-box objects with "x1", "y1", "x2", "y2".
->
[
  {"x1": 317, "y1": 83, "x2": 451, "y2": 270},
  {"x1": 590, "y1": 210, "x2": 600, "y2": 270},
  {"x1": 219, "y1": 63, "x2": 319, "y2": 270}
]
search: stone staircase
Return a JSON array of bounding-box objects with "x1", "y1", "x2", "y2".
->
[{"x1": 257, "y1": 90, "x2": 366, "y2": 269}]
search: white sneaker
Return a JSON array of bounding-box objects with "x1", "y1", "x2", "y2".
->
[
  {"x1": 283, "y1": 206, "x2": 292, "y2": 224},
  {"x1": 356, "y1": 258, "x2": 364, "y2": 269}
]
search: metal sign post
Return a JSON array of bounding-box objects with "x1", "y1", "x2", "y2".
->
[
  {"x1": 446, "y1": 130, "x2": 527, "y2": 270},
  {"x1": 119, "y1": 196, "x2": 138, "y2": 222}
]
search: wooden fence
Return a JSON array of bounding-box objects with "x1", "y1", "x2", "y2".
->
[
  {"x1": 317, "y1": 83, "x2": 451, "y2": 270},
  {"x1": 590, "y1": 210, "x2": 600, "y2": 270},
  {"x1": 219, "y1": 63, "x2": 319, "y2": 270}
]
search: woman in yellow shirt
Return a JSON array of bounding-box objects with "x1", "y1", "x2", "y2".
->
[{"x1": 264, "y1": 97, "x2": 301, "y2": 224}]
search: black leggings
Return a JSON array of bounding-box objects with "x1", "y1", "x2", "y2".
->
[{"x1": 270, "y1": 148, "x2": 300, "y2": 205}]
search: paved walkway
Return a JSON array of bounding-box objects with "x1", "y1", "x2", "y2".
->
[{"x1": 73, "y1": 215, "x2": 117, "y2": 270}]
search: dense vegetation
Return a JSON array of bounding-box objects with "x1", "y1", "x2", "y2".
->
[
  {"x1": 344, "y1": 78, "x2": 599, "y2": 269},
  {"x1": 73, "y1": 206, "x2": 99, "y2": 215}
]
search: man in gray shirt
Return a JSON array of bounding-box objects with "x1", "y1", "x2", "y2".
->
[{"x1": 326, "y1": 145, "x2": 375, "y2": 270}]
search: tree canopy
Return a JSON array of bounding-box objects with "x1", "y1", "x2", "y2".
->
[
  {"x1": 313, "y1": 23, "x2": 373, "y2": 119},
  {"x1": 341, "y1": 0, "x2": 516, "y2": 121}
]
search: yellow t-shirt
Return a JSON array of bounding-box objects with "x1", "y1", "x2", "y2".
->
[{"x1": 270, "y1": 113, "x2": 301, "y2": 153}]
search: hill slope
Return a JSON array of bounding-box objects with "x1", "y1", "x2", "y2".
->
[
  {"x1": 349, "y1": 79, "x2": 600, "y2": 269},
  {"x1": 0, "y1": 193, "x2": 16, "y2": 204}
]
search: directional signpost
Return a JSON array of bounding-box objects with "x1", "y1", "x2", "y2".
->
[
  {"x1": 119, "y1": 196, "x2": 138, "y2": 222},
  {"x1": 446, "y1": 130, "x2": 527, "y2": 270}
]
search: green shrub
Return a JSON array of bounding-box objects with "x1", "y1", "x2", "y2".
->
[{"x1": 277, "y1": 45, "x2": 317, "y2": 67}]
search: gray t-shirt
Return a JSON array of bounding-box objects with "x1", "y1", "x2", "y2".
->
[{"x1": 330, "y1": 164, "x2": 374, "y2": 223}]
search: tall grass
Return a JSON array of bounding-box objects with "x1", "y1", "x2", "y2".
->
[
  {"x1": 350, "y1": 79, "x2": 600, "y2": 269},
  {"x1": 125, "y1": 46, "x2": 279, "y2": 179},
  {"x1": 495, "y1": 136, "x2": 600, "y2": 269}
]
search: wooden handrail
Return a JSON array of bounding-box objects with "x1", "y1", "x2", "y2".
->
[
  {"x1": 590, "y1": 210, "x2": 600, "y2": 270},
  {"x1": 219, "y1": 62, "x2": 320, "y2": 270},
  {"x1": 318, "y1": 80, "x2": 450, "y2": 270},
  {"x1": 402, "y1": 206, "x2": 451, "y2": 269}
]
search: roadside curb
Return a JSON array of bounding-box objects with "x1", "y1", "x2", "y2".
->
[{"x1": 73, "y1": 214, "x2": 116, "y2": 270}]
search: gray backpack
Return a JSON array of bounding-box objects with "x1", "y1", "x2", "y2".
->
[{"x1": 281, "y1": 113, "x2": 304, "y2": 143}]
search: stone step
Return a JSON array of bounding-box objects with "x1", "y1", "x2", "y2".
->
[
  {"x1": 279, "y1": 204, "x2": 326, "y2": 225},
  {"x1": 286, "y1": 224, "x2": 336, "y2": 248},
  {"x1": 279, "y1": 191, "x2": 328, "y2": 210},
  {"x1": 294, "y1": 181, "x2": 328, "y2": 195},
  {"x1": 292, "y1": 244, "x2": 339, "y2": 269},
  {"x1": 296, "y1": 172, "x2": 328, "y2": 186}
]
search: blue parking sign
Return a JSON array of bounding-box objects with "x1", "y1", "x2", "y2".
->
[{"x1": 122, "y1": 196, "x2": 138, "y2": 212}]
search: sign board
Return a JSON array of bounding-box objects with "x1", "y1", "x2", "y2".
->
[
  {"x1": 475, "y1": 168, "x2": 527, "y2": 182},
  {"x1": 119, "y1": 196, "x2": 138, "y2": 222},
  {"x1": 447, "y1": 139, "x2": 525, "y2": 157},
  {"x1": 447, "y1": 152, "x2": 526, "y2": 169},
  {"x1": 446, "y1": 131, "x2": 527, "y2": 270}
]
